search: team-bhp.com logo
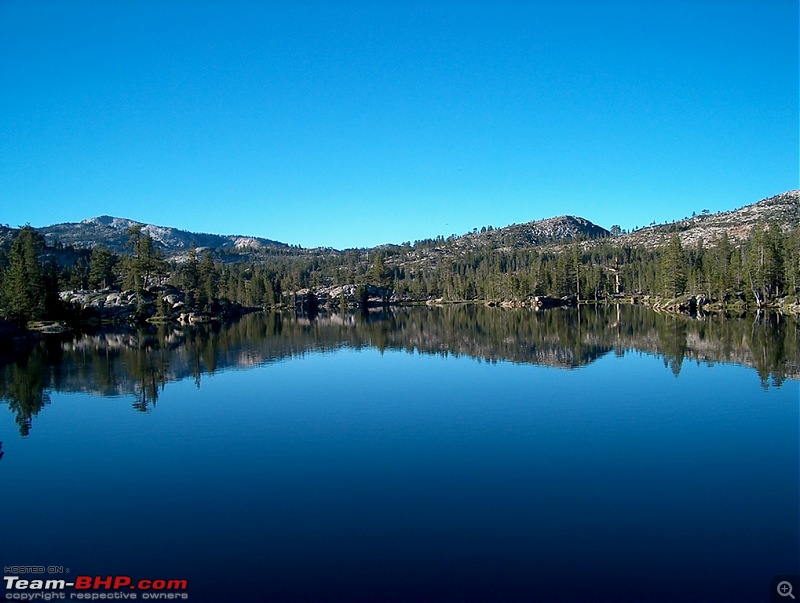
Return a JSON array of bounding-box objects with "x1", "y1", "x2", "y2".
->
[{"x1": 4, "y1": 574, "x2": 188, "y2": 600}]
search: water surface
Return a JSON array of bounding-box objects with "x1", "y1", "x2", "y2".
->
[{"x1": 1, "y1": 306, "x2": 798, "y2": 602}]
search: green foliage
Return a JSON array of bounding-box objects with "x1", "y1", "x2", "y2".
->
[
  {"x1": 122, "y1": 225, "x2": 167, "y2": 292},
  {"x1": 745, "y1": 223, "x2": 785, "y2": 305},
  {"x1": 89, "y1": 246, "x2": 116, "y2": 289},
  {"x1": 784, "y1": 226, "x2": 800, "y2": 297},
  {"x1": 708, "y1": 232, "x2": 733, "y2": 299},
  {"x1": 1, "y1": 226, "x2": 48, "y2": 323},
  {"x1": 69, "y1": 256, "x2": 90, "y2": 290},
  {"x1": 4, "y1": 219, "x2": 800, "y2": 319},
  {"x1": 0, "y1": 340, "x2": 51, "y2": 435},
  {"x1": 198, "y1": 251, "x2": 217, "y2": 311},
  {"x1": 658, "y1": 234, "x2": 687, "y2": 297}
]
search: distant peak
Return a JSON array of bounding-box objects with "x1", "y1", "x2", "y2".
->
[{"x1": 80, "y1": 216, "x2": 141, "y2": 228}]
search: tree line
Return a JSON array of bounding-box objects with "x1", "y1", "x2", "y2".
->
[{"x1": 1, "y1": 221, "x2": 799, "y2": 324}]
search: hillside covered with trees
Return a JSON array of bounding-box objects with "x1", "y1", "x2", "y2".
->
[{"x1": 1, "y1": 192, "x2": 799, "y2": 326}]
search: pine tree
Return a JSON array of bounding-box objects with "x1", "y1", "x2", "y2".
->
[
  {"x1": 88, "y1": 246, "x2": 116, "y2": 289},
  {"x1": 572, "y1": 242, "x2": 581, "y2": 300},
  {"x1": 784, "y1": 226, "x2": 800, "y2": 297},
  {"x1": 2, "y1": 226, "x2": 47, "y2": 323},
  {"x1": 69, "y1": 257, "x2": 90, "y2": 290},
  {"x1": 123, "y1": 226, "x2": 167, "y2": 292},
  {"x1": 746, "y1": 223, "x2": 784, "y2": 305},
  {"x1": 198, "y1": 252, "x2": 217, "y2": 311},
  {"x1": 710, "y1": 232, "x2": 733, "y2": 299},
  {"x1": 181, "y1": 243, "x2": 200, "y2": 305},
  {"x1": 658, "y1": 234, "x2": 687, "y2": 297}
]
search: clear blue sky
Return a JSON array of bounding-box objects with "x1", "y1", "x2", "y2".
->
[{"x1": 1, "y1": 0, "x2": 797, "y2": 249}]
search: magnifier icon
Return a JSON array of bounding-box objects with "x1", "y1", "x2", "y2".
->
[{"x1": 778, "y1": 581, "x2": 796, "y2": 599}]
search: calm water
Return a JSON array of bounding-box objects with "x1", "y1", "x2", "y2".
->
[{"x1": 1, "y1": 305, "x2": 798, "y2": 603}]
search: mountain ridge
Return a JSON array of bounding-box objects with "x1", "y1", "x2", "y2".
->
[
  {"x1": 616, "y1": 189, "x2": 800, "y2": 248},
  {"x1": 25, "y1": 212, "x2": 613, "y2": 257},
  {"x1": 5, "y1": 190, "x2": 798, "y2": 258},
  {"x1": 34, "y1": 214, "x2": 290, "y2": 255}
]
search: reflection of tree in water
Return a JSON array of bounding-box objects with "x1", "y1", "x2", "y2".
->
[
  {"x1": 121, "y1": 325, "x2": 172, "y2": 412},
  {"x1": 129, "y1": 350, "x2": 167, "y2": 412},
  {"x1": 748, "y1": 312, "x2": 797, "y2": 389},
  {"x1": 658, "y1": 310, "x2": 797, "y2": 386},
  {"x1": 0, "y1": 342, "x2": 51, "y2": 436},
  {"x1": 1, "y1": 306, "x2": 798, "y2": 435},
  {"x1": 657, "y1": 316, "x2": 688, "y2": 376}
]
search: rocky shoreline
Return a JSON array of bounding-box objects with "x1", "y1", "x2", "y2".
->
[
  {"x1": 9, "y1": 285, "x2": 800, "y2": 340},
  {"x1": 58, "y1": 285, "x2": 251, "y2": 327},
  {"x1": 634, "y1": 293, "x2": 800, "y2": 315}
]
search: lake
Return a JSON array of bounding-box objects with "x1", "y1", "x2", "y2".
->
[{"x1": 1, "y1": 305, "x2": 798, "y2": 603}]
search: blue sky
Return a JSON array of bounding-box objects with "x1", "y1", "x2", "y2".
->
[{"x1": 1, "y1": 0, "x2": 797, "y2": 249}]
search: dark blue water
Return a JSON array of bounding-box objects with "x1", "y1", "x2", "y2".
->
[{"x1": 1, "y1": 307, "x2": 798, "y2": 602}]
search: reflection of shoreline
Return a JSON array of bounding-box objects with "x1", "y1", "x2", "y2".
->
[
  {"x1": 21, "y1": 307, "x2": 800, "y2": 385},
  {"x1": 1, "y1": 306, "x2": 797, "y2": 436}
]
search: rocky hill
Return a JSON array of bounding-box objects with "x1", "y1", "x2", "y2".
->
[
  {"x1": 32, "y1": 212, "x2": 610, "y2": 256},
  {"x1": 379, "y1": 214, "x2": 610, "y2": 273},
  {"x1": 36, "y1": 215, "x2": 289, "y2": 255},
  {"x1": 463, "y1": 215, "x2": 609, "y2": 248},
  {"x1": 616, "y1": 190, "x2": 800, "y2": 249}
]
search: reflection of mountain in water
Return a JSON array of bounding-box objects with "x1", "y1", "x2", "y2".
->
[{"x1": 1, "y1": 305, "x2": 798, "y2": 436}]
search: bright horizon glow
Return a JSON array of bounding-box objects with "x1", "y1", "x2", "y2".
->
[{"x1": 1, "y1": 1, "x2": 797, "y2": 249}]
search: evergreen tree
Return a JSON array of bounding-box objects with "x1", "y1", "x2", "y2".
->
[
  {"x1": 658, "y1": 234, "x2": 687, "y2": 297},
  {"x1": 572, "y1": 243, "x2": 581, "y2": 300},
  {"x1": 369, "y1": 252, "x2": 391, "y2": 290},
  {"x1": 69, "y1": 256, "x2": 90, "y2": 290},
  {"x1": 123, "y1": 226, "x2": 167, "y2": 291},
  {"x1": 89, "y1": 246, "x2": 116, "y2": 289},
  {"x1": 784, "y1": 226, "x2": 800, "y2": 297},
  {"x1": 709, "y1": 232, "x2": 733, "y2": 299},
  {"x1": 746, "y1": 223, "x2": 784, "y2": 305},
  {"x1": 181, "y1": 243, "x2": 200, "y2": 304},
  {"x1": 1, "y1": 226, "x2": 48, "y2": 323},
  {"x1": 198, "y1": 252, "x2": 217, "y2": 310},
  {"x1": 553, "y1": 252, "x2": 575, "y2": 297}
]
